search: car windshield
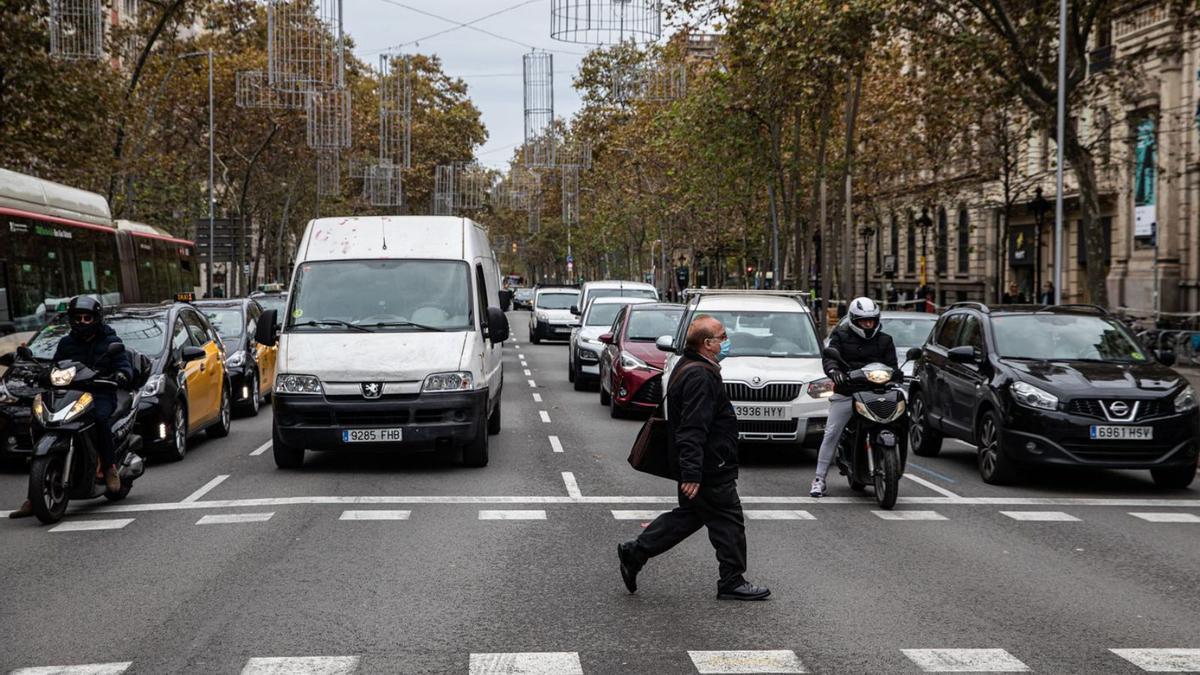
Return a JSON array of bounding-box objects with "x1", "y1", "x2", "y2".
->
[
  {"x1": 203, "y1": 308, "x2": 244, "y2": 346},
  {"x1": 883, "y1": 317, "x2": 939, "y2": 348},
  {"x1": 589, "y1": 288, "x2": 657, "y2": 301},
  {"x1": 537, "y1": 292, "x2": 578, "y2": 310},
  {"x1": 992, "y1": 315, "x2": 1150, "y2": 363},
  {"x1": 515, "y1": 289, "x2": 534, "y2": 300},
  {"x1": 28, "y1": 316, "x2": 168, "y2": 359},
  {"x1": 288, "y1": 260, "x2": 472, "y2": 331},
  {"x1": 702, "y1": 310, "x2": 820, "y2": 358},
  {"x1": 627, "y1": 308, "x2": 684, "y2": 341},
  {"x1": 585, "y1": 303, "x2": 627, "y2": 326}
]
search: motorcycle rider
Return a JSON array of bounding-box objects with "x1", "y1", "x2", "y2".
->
[
  {"x1": 9, "y1": 296, "x2": 131, "y2": 518},
  {"x1": 810, "y1": 297, "x2": 899, "y2": 497}
]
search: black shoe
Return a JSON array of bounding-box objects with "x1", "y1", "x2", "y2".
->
[
  {"x1": 617, "y1": 542, "x2": 641, "y2": 593},
  {"x1": 717, "y1": 581, "x2": 771, "y2": 601}
]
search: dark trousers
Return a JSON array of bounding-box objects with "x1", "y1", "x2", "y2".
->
[
  {"x1": 90, "y1": 396, "x2": 116, "y2": 468},
  {"x1": 633, "y1": 479, "x2": 748, "y2": 590}
]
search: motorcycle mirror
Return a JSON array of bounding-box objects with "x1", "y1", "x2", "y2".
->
[
  {"x1": 905, "y1": 347, "x2": 924, "y2": 362},
  {"x1": 106, "y1": 342, "x2": 125, "y2": 356},
  {"x1": 0, "y1": 352, "x2": 13, "y2": 367},
  {"x1": 16, "y1": 345, "x2": 33, "y2": 361}
]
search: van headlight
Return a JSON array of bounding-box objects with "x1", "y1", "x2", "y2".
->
[
  {"x1": 1011, "y1": 381, "x2": 1058, "y2": 411},
  {"x1": 226, "y1": 350, "x2": 246, "y2": 368},
  {"x1": 535, "y1": 311, "x2": 550, "y2": 322},
  {"x1": 50, "y1": 366, "x2": 76, "y2": 387},
  {"x1": 422, "y1": 371, "x2": 474, "y2": 392},
  {"x1": 1175, "y1": 384, "x2": 1198, "y2": 413},
  {"x1": 276, "y1": 374, "x2": 323, "y2": 394}
]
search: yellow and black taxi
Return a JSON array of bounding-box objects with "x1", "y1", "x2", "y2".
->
[{"x1": 194, "y1": 297, "x2": 277, "y2": 416}]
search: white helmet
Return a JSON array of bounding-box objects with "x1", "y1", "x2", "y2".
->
[{"x1": 847, "y1": 296, "x2": 881, "y2": 339}]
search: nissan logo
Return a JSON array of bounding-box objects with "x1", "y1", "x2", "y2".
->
[
  {"x1": 361, "y1": 382, "x2": 383, "y2": 399},
  {"x1": 1108, "y1": 401, "x2": 1129, "y2": 417}
]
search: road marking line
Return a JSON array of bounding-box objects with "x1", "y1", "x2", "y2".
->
[
  {"x1": 1111, "y1": 648, "x2": 1200, "y2": 671},
  {"x1": 49, "y1": 519, "x2": 135, "y2": 533},
  {"x1": 339, "y1": 510, "x2": 411, "y2": 521},
  {"x1": 527, "y1": 379, "x2": 537, "y2": 388},
  {"x1": 523, "y1": 369, "x2": 532, "y2": 376},
  {"x1": 469, "y1": 652, "x2": 582, "y2": 675},
  {"x1": 688, "y1": 649, "x2": 807, "y2": 674},
  {"x1": 10, "y1": 663, "x2": 133, "y2": 675},
  {"x1": 1000, "y1": 510, "x2": 1080, "y2": 522},
  {"x1": 562, "y1": 471, "x2": 582, "y2": 498},
  {"x1": 532, "y1": 393, "x2": 542, "y2": 402},
  {"x1": 539, "y1": 410, "x2": 551, "y2": 423},
  {"x1": 196, "y1": 512, "x2": 274, "y2": 525},
  {"x1": 744, "y1": 510, "x2": 816, "y2": 520},
  {"x1": 906, "y1": 461, "x2": 958, "y2": 483},
  {"x1": 250, "y1": 440, "x2": 272, "y2": 456},
  {"x1": 182, "y1": 475, "x2": 230, "y2": 503},
  {"x1": 514, "y1": 344, "x2": 520, "y2": 349},
  {"x1": 241, "y1": 656, "x2": 361, "y2": 674},
  {"x1": 873, "y1": 510, "x2": 947, "y2": 521},
  {"x1": 1129, "y1": 512, "x2": 1200, "y2": 523},
  {"x1": 903, "y1": 473, "x2": 962, "y2": 499},
  {"x1": 478, "y1": 510, "x2": 546, "y2": 520},
  {"x1": 549, "y1": 435, "x2": 564, "y2": 453},
  {"x1": 612, "y1": 510, "x2": 669, "y2": 520},
  {"x1": 902, "y1": 648, "x2": 1029, "y2": 672}
]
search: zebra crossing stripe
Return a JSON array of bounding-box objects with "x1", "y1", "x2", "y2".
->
[
  {"x1": 1129, "y1": 512, "x2": 1200, "y2": 523},
  {"x1": 240, "y1": 656, "x2": 360, "y2": 674},
  {"x1": 10, "y1": 664, "x2": 132, "y2": 675},
  {"x1": 1000, "y1": 511, "x2": 1080, "y2": 522},
  {"x1": 902, "y1": 648, "x2": 1030, "y2": 672},
  {"x1": 744, "y1": 510, "x2": 815, "y2": 520},
  {"x1": 468, "y1": 652, "x2": 583, "y2": 674},
  {"x1": 49, "y1": 519, "x2": 134, "y2": 533},
  {"x1": 873, "y1": 510, "x2": 947, "y2": 521},
  {"x1": 1110, "y1": 648, "x2": 1200, "y2": 671},
  {"x1": 688, "y1": 649, "x2": 807, "y2": 673}
]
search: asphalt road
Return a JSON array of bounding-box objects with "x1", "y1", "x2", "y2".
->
[{"x1": 1, "y1": 311, "x2": 1198, "y2": 674}]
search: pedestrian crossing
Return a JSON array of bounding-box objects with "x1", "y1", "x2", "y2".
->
[{"x1": 10, "y1": 648, "x2": 1200, "y2": 673}]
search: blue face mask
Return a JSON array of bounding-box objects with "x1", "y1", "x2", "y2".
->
[{"x1": 716, "y1": 339, "x2": 732, "y2": 362}]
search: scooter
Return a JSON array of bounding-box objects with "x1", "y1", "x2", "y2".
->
[
  {"x1": 823, "y1": 347, "x2": 913, "y2": 510},
  {"x1": 18, "y1": 343, "x2": 146, "y2": 524}
]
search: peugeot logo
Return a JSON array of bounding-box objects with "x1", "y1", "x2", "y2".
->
[
  {"x1": 1108, "y1": 401, "x2": 1129, "y2": 417},
  {"x1": 361, "y1": 382, "x2": 383, "y2": 399}
]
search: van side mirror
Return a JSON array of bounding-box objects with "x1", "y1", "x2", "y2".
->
[
  {"x1": 948, "y1": 345, "x2": 977, "y2": 363},
  {"x1": 906, "y1": 347, "x2": 924, "y2": 362},
  {"x1": 1155, "y1": 350, "x2": 1176, "y2": 367},
  {"x1": 570, "y1": 304, "x2": 580, "y2": 316},
  {"x1": 487, "y1": 306, "x2": 510, "y2": 343},
  {"x1": 180, "y1": 346, "x2": 206, "y2": 363},
  {"x1": 256, "y1": 310, "x2": 279, "y2": 347},
  {"x1": 599, "y1": 333, "x2": 614, "y2": 345},
  {"x1": 655, "y1": 335, "x2": 675, "y2": 353}
]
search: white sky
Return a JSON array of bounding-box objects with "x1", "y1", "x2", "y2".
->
[{"x1": 343, "y1": 0, "x2": 592, "y2": 168}]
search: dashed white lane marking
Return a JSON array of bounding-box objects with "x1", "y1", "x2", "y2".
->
[
  {"x1": 744, "y1": 510, "x2": 816, "y2": 520},
  {"x1": 549, "y1": 435, "x2": 564, "y2": 453},
  {"x1": 539, "y1": 410, "x2": 551, "y2": 423},
  {"x1": 196, "y1": 512, "x2": 274, "y2": 525},
  {"x1": 612, "y1": 510, "x2": 669, "y2": 520},
  {"x1": 1129, "y1": 512, "x2": 1200, "y2": 523},
  {"x1": 1000, "y1": 510, "x2": 1080, "y2": 522},
  {"x1": 478, "y1": 510, "x2": 546, "y2": 520},
  {"x1": 10, "y1": 663, "x2": 133, "y2": 675},
  {"x1": 469, "y1": 652, "x2": 583, "y2": 675},
  {"x1": 527, "y1": 379, "x2": 537, "y2": 388},
  {"x1": 689, "y1": 649, "x2": 807, "y2": 674},
  {"x1": 523, "y1": 369, "x2": 532, "y2": 376},
  {"x1": 339, "y1": 510, "x2": 411, "y2": 521},
  {"x1": 873, "y1": 510, "x2": 947, "y2": 521},
  {"x1": 904, "y1": 473, "x2": 962, "y2": 499},
  {"x1": 532, "y1": 393, "x2": 543, "y2": 402},
  {"x1": 562, "y1": 471, "x2": 582, "y2": 498},
  {"x1": 902, "y1": 648, "x2": 1030, "y2": 672},
  {"x1": 1111, "y1": 648, "x2": 1200, "y2": 671},
  {"x1": 250, "y1": 440, "x2": 272, "y2": 456},
  {"x1": 240, "y1": 656, "x2": 360, "y2": 674},
  {"x1": 49, "y1": 519, "x2": 135, "y2": 533},
  {"x1": 182, "y1": 475, "x2": 229, "y2": 502}
]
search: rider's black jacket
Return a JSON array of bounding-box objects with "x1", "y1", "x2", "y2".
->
[
  {"x1": 823, "y1": 323, "x2": 899, "y2": 396},
  {"x1": 53, "y1": 325, "x2": 133, "y2": 383}
]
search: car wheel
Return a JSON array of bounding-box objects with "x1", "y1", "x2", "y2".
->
[
  {"x1": 573, "y1": 365, "x2": 588, "y2": 391},
  {"x1": 908, "y1": 393, "x2": 943, "y2": 457},
  {"x1": 977, "y1": 409, "x2": 1019, "y2": 485},
  {"x1": 207, "y1": 383, "x2": 232, "y2": 439},
  {"x1": 599, "y1": 377, "x2": 611, "y2": 406},
  {"x1": 487, "y1": 397, "x2": 502, "y2": 436},
  {"x1": 567, "y1": 356, "x2": 575, "y2": 383},
  {"x1": 462, "y1": 419, "x2": 489, "y2": 467},
  {"x1": 530, "y1": 327, "x2": 541, "y2": 345},
  {"x1": 1150, "y1": 462, "x2": 1197, "y2": 489},
  {"x1": 272, "y1": 425, "x2": 304, "y2": 469},
  {"x1": 165, "y1": 400, "x2": 188, "y2": 462},
  {"x1": 237, "y1": 373, "x2": 260, "y2": 417}
]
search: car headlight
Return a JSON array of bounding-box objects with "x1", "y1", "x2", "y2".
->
[
  {"x1": 50, "y1": 366, "x2": 76, "y2": 387},
  {"x1": 1011, "y1": 381, "x2": 1058, "y2": 411},
  {"x1": 619, "y1": 351, "x2": 649, "y2": 370},
  {"x1": 422, "y1": 371, "x2": 474, "y2": 392},
  {"x1": 581, "y1": 336, "x2": 602, "y2": 346},
  {"x1": 63, "y1": 392, "x2": 94, "y2": 422},
  {"x1": 226, "y1": 350, "x2": 246, "y2": 368},
  {"x1": 275, "y1": 374, "x2": 323, "y2": 394},
  {"x1": 854, "y1": 397, "x2": 906, "y2": 423},
  {"x1": 1175, "y1": 384, "x2": 1198, "y2": 413},
  {"x1": 141, "y1": 374, "x2": 166, "y2": 397},
  {"x1": 807, "y1": 377, "x2": 834, "y2": 399},
  {"x1": 0, "y1": 380, "x2": 17, "y2": 405}
]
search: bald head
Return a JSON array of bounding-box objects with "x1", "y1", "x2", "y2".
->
[{"x1": 685, "y1": 315, "x2": 725, "y2": 355}]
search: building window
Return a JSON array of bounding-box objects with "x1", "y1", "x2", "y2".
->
[
  {"x1": 906, "y1": 211, "x2": 916, "y2": 275},
  {"x1": 890, "y1": 213, "x2": 899, "y2": 258},
  {"x1": 957, "y1": 208, "x2": 970, "y2": 274},
  {"x1": 874, "y1": 222, "x2": 882, "y2": 273},
  {"x1": 936, "y1": 207, "x2": 948, "y2": 274}
]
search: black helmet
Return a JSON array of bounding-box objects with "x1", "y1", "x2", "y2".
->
[{"x1": 66, "y1": 295, "x2": 103, "y2": 340}]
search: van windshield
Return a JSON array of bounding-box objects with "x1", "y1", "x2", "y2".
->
[{"x1": 287, "y1": 260, "x2": 472, "y2": 332}]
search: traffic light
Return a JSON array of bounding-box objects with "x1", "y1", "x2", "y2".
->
[
  {"x1": 747, "y1": 266, "x2": 754, "y2": 275},
  {"x1": 511, "y1": 242, "x2": 518, "y2": 253}
]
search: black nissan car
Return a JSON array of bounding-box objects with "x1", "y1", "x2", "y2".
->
[{"x1": 908, "y1": 303, "x2": 1198, "y2": 487}]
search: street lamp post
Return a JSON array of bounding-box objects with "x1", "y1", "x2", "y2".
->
[
  {"x1": 858, "y1": 224, "x2": 875, "y2": 297},
  {"x1": 1030, "y1": 187, "x2": 1050, "y2": 302},
  {"x1": 178, "y1": 49, "x2": 216, "y2": 296},
  {"x1": 915, "y1": 207, "x2": 933, "y2": 291}
]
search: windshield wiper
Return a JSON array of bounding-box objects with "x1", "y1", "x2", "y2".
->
[
  {"x1": 366, "y1": 320, "x2": 449, "y2": 332},
  {"x1": 293, "y1": 319, "x2": 374, "y2": 333}
]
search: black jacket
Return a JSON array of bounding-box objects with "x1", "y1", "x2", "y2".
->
[
  {"x1": 667, "y1": 350, "x2": 739, "y2": 484},
  {"x1": 53, "y1": 325, "x2": 133, "y2": 383},
  {"x1": 824, "y1": 323, "x2": 899, "y2": 395}
]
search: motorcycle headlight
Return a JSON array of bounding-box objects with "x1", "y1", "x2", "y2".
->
[
  {"x1": 0, "y1": 380, "x2": 17, "y2": 405},
  {"x1": 619, "y1": 351, "x2": 649, "y2": 370},
  {"x1": 422, "y1": 371, "x2": 474, "y2": 392},
  {"x1": 1175, "y1": 384, "x2": 1198, "y2": 413},
  {"x1": 141, "y1": 374, "x2": 166, "y2": 397},
  {"x1": 275, "y1": 374, "x2": 323, "y2": 394},
  {"x1": 807, "y1": 377, "x2": 834, "y2": 399},
  {"x1": 1011, "y1": 381, "x2": 1059, "y2": 411},
  {"x1": 50, "y1": 366, "x2": 77, "y2": 387},
  {"x1": 63, "y1": 392, "x2": 94, "y2": 422},
  {"x1": 864, "y1": 368, "x2": 892, "y2": 385},
  {"x1": 226, "y1": 350, "x2": 246, "y2": 368}
]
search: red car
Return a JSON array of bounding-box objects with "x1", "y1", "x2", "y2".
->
[{"x1": 598, "y1": 303, "x2": 685, "y2": 418}]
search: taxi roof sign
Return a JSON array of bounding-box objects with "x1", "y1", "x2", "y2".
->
[{"x1": 174, "y1": 292, "x2": 195, "y2": 303}]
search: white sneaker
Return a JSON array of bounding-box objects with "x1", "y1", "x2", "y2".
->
[{"x1": 809, "y1": 476, "x2": 826, "y2": 498}]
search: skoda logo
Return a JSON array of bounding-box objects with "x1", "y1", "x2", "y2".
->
[
  {"x1": 751, "y1": 376, "x2": 762, "y2": 386},
  {"x1": 361, "y1": 382, "x2": 383, "y2": 399},
  {"x1": 1108, "y1": 401, "x2": 1129, "y2": 417}
]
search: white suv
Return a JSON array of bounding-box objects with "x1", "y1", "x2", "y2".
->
[{"x1": 663, "y1": 290, "x2": 833, "y2": 446}]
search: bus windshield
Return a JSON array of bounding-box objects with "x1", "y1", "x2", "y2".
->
[{"x1": 287, "y1": 260, "x2": 472, "y2": 331}]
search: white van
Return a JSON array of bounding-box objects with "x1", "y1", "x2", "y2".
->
[
  {"x1": 256, "y1": 216, "x2": 509, "y2": 468},
  {"x1": 572, "y1": 280, "x2": 658, "y2": 317}
]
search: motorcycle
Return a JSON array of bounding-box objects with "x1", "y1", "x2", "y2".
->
[
  {"x1": 18, "y1": 343, "x2": 147, "y2": 524},
  {"x1": 823, "y1": 347, "x2": 916, "y2": 510}
]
